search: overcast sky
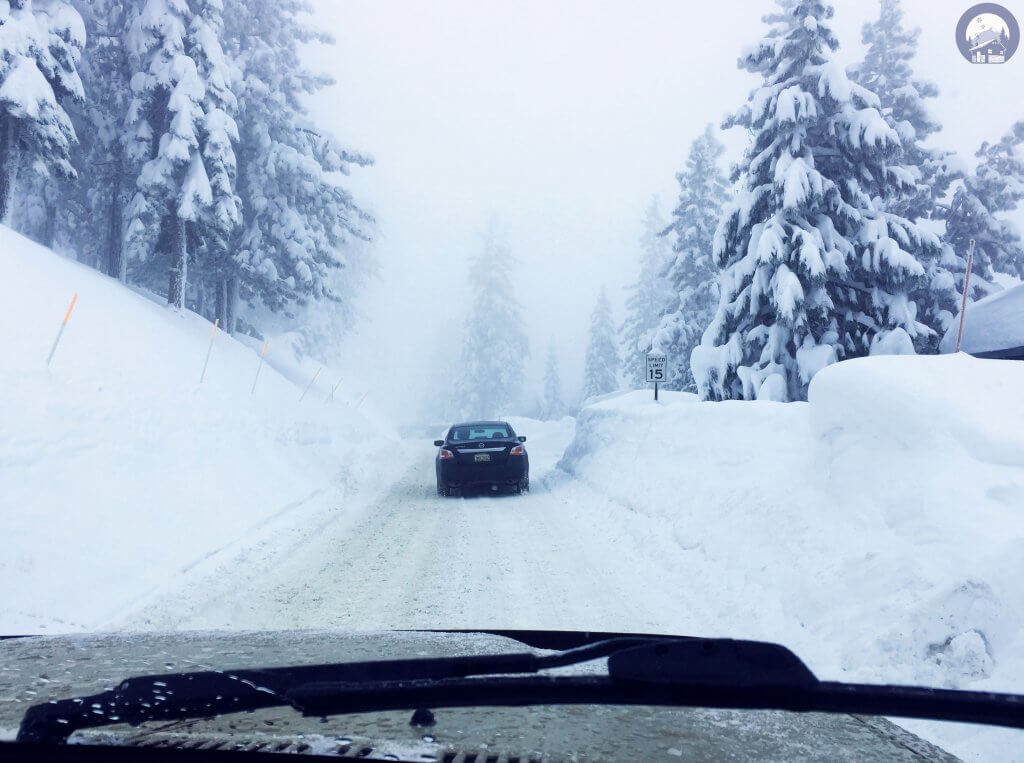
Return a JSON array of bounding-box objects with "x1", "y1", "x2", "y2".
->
[{"x1": 302, "y1": 0, "x2": 1024, "y2": 422}]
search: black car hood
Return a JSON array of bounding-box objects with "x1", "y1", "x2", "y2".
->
[{"x1": 0, "y1": 630, "x2": 957, "y2": 761}]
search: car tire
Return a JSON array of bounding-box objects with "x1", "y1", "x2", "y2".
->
[
  {"x1": 437, "y1": 482, "x2": 449, "y2": 497},
  {"x1": 517, "y1": 478, "x2": 529, "y2": 494}
]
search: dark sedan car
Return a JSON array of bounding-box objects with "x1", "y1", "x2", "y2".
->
[{"x1": 435, "y1": 420, "x2": 529, "y2": 496}]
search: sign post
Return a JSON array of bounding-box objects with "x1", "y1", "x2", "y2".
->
[{"x1": 646, "y1": 351, "x2": 667, "y2": 402}]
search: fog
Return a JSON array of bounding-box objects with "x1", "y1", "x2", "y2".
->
[{"x1": 300, "y1": 0, "x2": 1023, "y2": 423}]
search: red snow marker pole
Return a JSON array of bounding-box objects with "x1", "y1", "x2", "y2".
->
[
  {"x1": 199, "y1": 318, "x2": 219, "y2": 384},
  {"x1": 955, "y1": 239, "x2": 976, "y2": 354},
  {"x1": 46, "y1": 292, "x2": 77, "y2": 366}
]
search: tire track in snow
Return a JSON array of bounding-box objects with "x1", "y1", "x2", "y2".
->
[{"x1": 117, "y1": 437, "x2": 712, "y2": 636}]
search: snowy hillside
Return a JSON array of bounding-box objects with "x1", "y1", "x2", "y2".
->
[
  {"x1": 0, "y1": 227, "x2": 401, "y2": 633},
  {"x1": 559, "y1": 355, "x2": 1024, "y2": 760}
]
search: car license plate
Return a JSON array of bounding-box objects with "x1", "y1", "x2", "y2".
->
[{"x1": 474, "y1": 453, "x2": 491, "y2": 462}]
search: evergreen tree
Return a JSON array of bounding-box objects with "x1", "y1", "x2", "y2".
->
[
  {"x1": 652, "y1": 125, "x2": 728, "y2": 391},
  {"x1": 64, "y1": 0, "x2": 135, "y2": 279},
  {"x1": 849, "y1": 0, "x2": 960, "y2": 345},
  {"x1": 189, "y1": 0, "x2": 241, "y2": 310},
  {"x1": 451, "y1": 220, "x2": 530, "y2": 419},
  {"x1": 540, "y1": 341, "x2": 564, "y2": 420},
  {"x1": 945, "y1": 122, "x2": 1024, "y2": 299},
  {"x1": 10, "y1": 168, "x2": 59, "y2": 247},
  {"x1": 849, "y1": 0, "x2": 955, "y2": 222},
  {"x1": 0, "y1": 0, "x2": 85, "y2": 224},
  {"x1": 620, "y1": 196, "x2": 674, "y2": 387},
  {"x1": 582, "y1": 286, "x2": 620, "y2": 402},
  {"x1": 123, "y1": 0, "x2": 215, "y2": 308},
  {"x1": 695, "y1": 0, "x2": 944, "y2": 402},
  {"x1": 221, "y1": 0, "x2": 374, "y2": 333}
]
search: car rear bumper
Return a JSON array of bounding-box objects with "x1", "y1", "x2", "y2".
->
[{"x1": 438, "y1": 459, "x2": 528, "y2": 487}]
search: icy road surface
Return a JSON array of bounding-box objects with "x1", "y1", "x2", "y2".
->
[{"x1": 119, "y1": 421, "x2": 687, "y2": 633}]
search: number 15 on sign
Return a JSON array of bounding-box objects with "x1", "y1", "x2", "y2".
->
[{"x1": 646, "y1": 352, "x2": 666, "y2": 401}]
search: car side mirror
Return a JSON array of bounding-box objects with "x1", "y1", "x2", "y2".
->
[
  {"x1": 433, "y1": 440, "x2": 445, "y2": 447},
  {"x1": 517, "y1": 436, "x2": 527, "y2": 443}
]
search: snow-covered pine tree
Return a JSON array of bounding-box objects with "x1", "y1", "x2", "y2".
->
[
  {"x1": 848, "y1": 0, "x2": 960, "y2": 347},
  {"x1": 0, "y1": 0, "x2": 85, "y2": 225},
  {"x1": 10, "y1": 169, "x2": 59, "y2": 247},
  {"x1": 620, "y1": 197, "x2": 674, "y2": 388},
  {"x1": 945, "y1": 122, "x2": 1024, "y2": 298},
  {"x1": 123, "y1": 0, "x2": 214, "y2": 308},
  {"x1": 220, "y1": 0, "x2": 374, "y2": 334},
  {"x1": 188, "y1": 0, "x2": 241, "y2": 320},
  {"x1": 652, "y1": 126, "x2": 728, "y2": 391},
  {"x1": 451, "y1": 220, "x2": 530, "y2": 419},
  {"x1": 849, "y1": 0, "x2": 955, "y2": 222},
  {"x1": 581, "y1": 286, "x2": 620, "y2": 402},
  {"x1": 694, "y1": 0, "x2": 945, "y2": 402},
  {"x1": 61, "y1": 0, "x2": 135, "y2": 278},
  {"x1": 540, "y1": 341, "x2": 564, "y2": 420}
]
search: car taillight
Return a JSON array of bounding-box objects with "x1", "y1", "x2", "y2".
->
[
  {"x1": 509, "y1": 445, "x2": 525, "y2": 456},
  {"x1": 439, "y1": 448, "x2": 455, "y2": 460}
]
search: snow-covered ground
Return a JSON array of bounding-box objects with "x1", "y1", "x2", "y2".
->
[
  {"x1": 559, "y1": 356, "x2": 1024, "y2": 761},
  {"x1": 941, "y1": 280, "x2": 1024, "y2": 355},
  {"x1": 0, "y1": 226, "x2": 403, "y2": 633},
  {"x1": 5, "y1": 227, "x2": 1024, "y2": 759}
]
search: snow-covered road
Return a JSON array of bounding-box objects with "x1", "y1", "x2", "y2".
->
[{"x1": 118, "y1": 429, "x2": 690, "y2": 634}]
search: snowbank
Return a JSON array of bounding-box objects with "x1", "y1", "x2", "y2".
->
[
  {"x1": 940, "y1": 282, "x2": 1024, "y2": 355},
  {"x1": 0, "y1": 227, "x2": 400, "y2": 633},
  {"x1": 559, "y1": 355, "x2": 1024, "y2": 760},
  {"x1": 504, "y1": 415, "x2": 575, "y2": 478}
]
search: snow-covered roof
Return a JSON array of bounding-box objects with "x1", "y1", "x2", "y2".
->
[
  {"x1": 969, "y1": 30, "x2": 1005, "y2": 50},
  {"x1": 941, "y1": 282, "x2": 1024, "y2": 354}
]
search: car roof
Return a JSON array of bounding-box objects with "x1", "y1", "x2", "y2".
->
[{"x1": 450, "y1": 421, "x2": 511, "y2": 428}]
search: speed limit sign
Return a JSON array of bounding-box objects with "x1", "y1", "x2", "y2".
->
[{"x1": 646, "y1": 352, "x2": 666, "y2": 400}]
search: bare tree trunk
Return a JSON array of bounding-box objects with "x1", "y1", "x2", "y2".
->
[
  {"x1": 106, "y1": 169, "x2": 125, "y2": 281},
  {"x1": 0, "y1": 117, "x2": 22, "y2": 226},
  {"x1": 41, "y1": 193, "x2": 57, "y2": 249},
  {"x1": 195, "y1": 279, "x2": 207, "y2": 318},
  {"x1": 167, "y1": 215, "x2": 187, "y2": 309},
  {"x1": 225, "y1": 276, "x2": 238, "y2": 334},
  {"x1": 215, "y1": 278, "x2": 227, "y2": 327}
]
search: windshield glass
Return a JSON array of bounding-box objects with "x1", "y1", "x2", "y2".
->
[{"x1": 2, "y1": 0, "x2": 1023, "y2": 760}]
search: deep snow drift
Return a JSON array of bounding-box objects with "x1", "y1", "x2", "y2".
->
[
  {"x1": 0, "y1": 227, "x2": 399, "y2": 633},
  {"x1": 559, "y1": 354, "x2": 1024, "y2": 760},
  {"x1": 941, "y1": 281, "x2": 1024, "y2": 355}
]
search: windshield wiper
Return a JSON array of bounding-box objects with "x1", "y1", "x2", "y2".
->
[{"x1": 17, "y1": 636, "x2": 1024, "y2": 745}]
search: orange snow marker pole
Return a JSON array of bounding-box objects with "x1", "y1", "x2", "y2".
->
[
  {"x1": 299, "y1": 366, "x2": 322, "y2": 402},
  {"x1": 955, "y1": 239, "x2": 976, "y2": 353},
  {"x1": 251, "y1": 339, "x2": 269, "y2": 395},
  {"x1": 199, "y1": 318, "x2": 219, "y2": 384},
  {"x1": 46, "y1": 293, "x2": 78, "y2": 366}
]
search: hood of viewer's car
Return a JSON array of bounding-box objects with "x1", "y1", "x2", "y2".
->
[{"x1": 0, "y1": 630, "x2": 957, "y2": 761}]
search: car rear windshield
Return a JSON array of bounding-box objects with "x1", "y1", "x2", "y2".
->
[{"x1": 450, "y1": 425, "x2": 511, "y2": 441}]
